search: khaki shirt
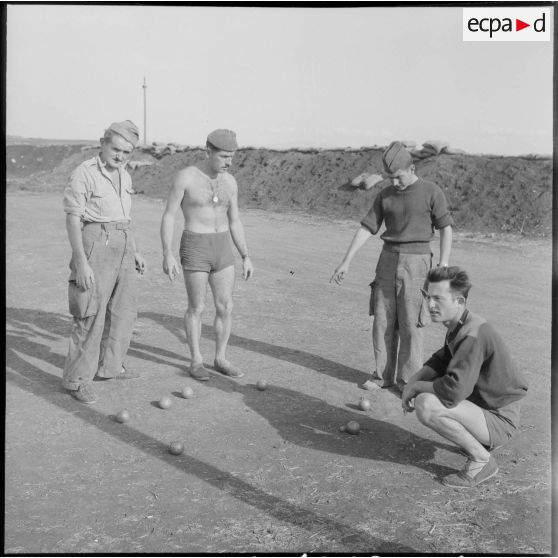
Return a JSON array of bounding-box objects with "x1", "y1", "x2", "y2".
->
[{"x1": 63, "y1": 156, "x2": 133, "y2": 222}]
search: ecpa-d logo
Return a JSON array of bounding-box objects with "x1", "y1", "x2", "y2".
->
[{"x1": 463, "y1": 8, "x2": 551, "y2": 41}]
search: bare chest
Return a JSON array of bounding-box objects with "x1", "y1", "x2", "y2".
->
[{"x1": 184, "y1": 175, "x2": 231, "y2": 208}]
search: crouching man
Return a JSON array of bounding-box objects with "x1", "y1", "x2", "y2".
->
[{"x1": 402, "y1": 266, "x2": 527, "y2": 488}]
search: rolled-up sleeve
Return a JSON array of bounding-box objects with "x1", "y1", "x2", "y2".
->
[
  {"x1": 360, "y1": 193, "x2": 383, "y2": 234},
  {"x1": 63, "y1": 166, "x2": 89, "y2": 217},
  {"x1": 430, "y1": 186, "x2": 453, "y2": 230}
]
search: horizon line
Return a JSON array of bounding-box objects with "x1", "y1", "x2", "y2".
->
[{"x1": 5, "y1": 135, "x2": 552, "y2": 159}]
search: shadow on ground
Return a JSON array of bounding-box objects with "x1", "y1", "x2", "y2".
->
[
  {"x1": 141, "y1": 310, "x2": 369, "y2": 384},
  {"x1": 7, "y1": 307, "x2": 456, "y2": 474},
  {"x1": 206, "y1": 374, "x2": 456, "y2": 479},
  {"x1": 6, "y1": 306, "x2": 417, "y2": 553}
]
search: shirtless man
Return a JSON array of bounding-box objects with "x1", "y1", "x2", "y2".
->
[{"x1": 160, "y1": 129, "x2": 254, "y2": 381}]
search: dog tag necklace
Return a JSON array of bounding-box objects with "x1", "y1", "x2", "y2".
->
[{"x1": 208, "y1": 176, "x2": 219, "y2": 204}]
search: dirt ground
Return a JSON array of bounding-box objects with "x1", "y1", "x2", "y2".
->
[{"x1": 5, "y1": 192, "x2": 552, "y2": 554}]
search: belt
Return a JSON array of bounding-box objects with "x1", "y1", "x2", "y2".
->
[
  {"x1": 84, "y1": 221, "x2": 131, "y2": 231},
  {"x1": 382, "y1": 241, "x2": 431, "y2": 255}
]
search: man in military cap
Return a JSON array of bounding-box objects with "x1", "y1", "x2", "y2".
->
[
  {"x1": 331, "y1": 141, "x2": 453, "y2": 393},
  {"x1": 160, "y1": 129, "x2": 254, "y2": 381},
  {"x1": 62, "y1": 120, "x2": 146, "y2": 403}
]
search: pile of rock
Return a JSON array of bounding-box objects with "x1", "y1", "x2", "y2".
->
[
  {"x1": 410, "y1": 140, "x2": 466, "y2": 159},
  {"x1": 140, "y1": 142, "x2": 191, "y2": 159},
  {"x1": 350, "y1": 172, "x2": 385, "y2": 190},
  {"x1": 127, "y1": 160, "x2": 154, "y2": 171},
  {"x1": 347, "y1": 140, "x2": 467, "y2": 190}
]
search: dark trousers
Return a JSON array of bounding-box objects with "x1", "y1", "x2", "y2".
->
[{"x1": 372, "y1": 250, "x2": 431, "y2": 388}]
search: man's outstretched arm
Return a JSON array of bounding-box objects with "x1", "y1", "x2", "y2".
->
[{"x1": 330, "y1": 226, "x2": 372, "y2": 284}]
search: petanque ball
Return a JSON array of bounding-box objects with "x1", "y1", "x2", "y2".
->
[
  {"x1": 159, "y1": 396, "x2": 172, "y2": 409},
  {"x1": 169, "y1": 441, "x2": 184, "y2": 455},
  {"x1": 256, "y1": 379, "x2": 268, "y2": 391},
  {"x1": 358, "y1": 398, "x2": 372, "y2": 411},
  {"x1": 115, "y1": 410, "x2": 130, "y2": 423},
  {"x1": 181, "y1": 386, "x2": 194, "y2": 399},
  {"x1": 345, "y1": 420, "x2": 360, "y2": 435}
]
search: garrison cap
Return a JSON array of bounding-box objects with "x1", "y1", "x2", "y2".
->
[
  {"x1": 107, "y1": 120, "x2": 140, "y2": 148},
  {"x1": 206, "y1": 129, "x2": 238, "y2": 151},
  {"x1": 382, "y1": 141, "x2": 413, "y2": 173}
]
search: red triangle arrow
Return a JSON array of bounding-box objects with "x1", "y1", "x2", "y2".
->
[{"x1": 516, "y1": 19, "x2": 530, "y2": 31}]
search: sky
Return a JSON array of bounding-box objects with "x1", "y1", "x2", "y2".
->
[{"x1": 6, "y1": 5, "x2": 554, "y2": 155}]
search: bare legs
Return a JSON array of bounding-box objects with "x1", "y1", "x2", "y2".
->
[
  {"x1": 414, "y1": 393, "x2": 491, "y2": 462},
  {"x1": 183, "y1": 265, "x2": 235, "y2": 370},
  {"x1": 208, "y1": 266, "x2": 235, "y2": 365},
  {"x1": 183, "y1": 271, "x2": 209, "y2": 367}
]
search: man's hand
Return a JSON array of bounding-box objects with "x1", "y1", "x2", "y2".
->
[
  {"x1": 330, "y1": 261, "x2": 349, "y2": 285},
  {"x1": 74, "y1": 259, "x2": 95, "y2": 290},
  {"x1": 242, "y1": 256, "x2": 254, "y2": 280},
  {"x1": 162, "y1": 254, "x2": 181, "y2": 282},
  {"x1": 401, "y1": 383, "x2": 418, "y2": 414},
  {"x1": 135, "y1": 252, "x2": 146, "y2": 275}
]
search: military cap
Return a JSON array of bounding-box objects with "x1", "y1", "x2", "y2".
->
[
  {"x1": 382, "y1": 141, "x2": 413, "y2": 173},
  {"x1": 206, "y1": 129, "x2": 238, "y2": 151},
  {"x1": 107, "y1": 120, "x2": 140, "y2": 148}
]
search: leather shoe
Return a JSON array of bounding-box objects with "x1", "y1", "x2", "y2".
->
[
  {"x1": 95, "y1": 367, "x2": 140, "y2": 381},
  {"x1": 114, "y1": 367, "x2": 140, "y2": 380},
  {"x1": 69, "y1": 384, "x2": 97, "y2": 404}
]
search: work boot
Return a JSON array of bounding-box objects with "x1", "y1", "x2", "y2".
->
[
  {"x1": 114, "y1": 366, "x2": 140, "y2": 380},
  {"x1": 95, "y1": 366, "x2": 140, "y2": 381},
  {"x1": 70, "y1": 384, "x2": 97, "y2": 404}
]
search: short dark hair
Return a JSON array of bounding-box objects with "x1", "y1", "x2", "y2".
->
[{"x1": 426, "y1": 266, "x2": 472, "y2": 299}]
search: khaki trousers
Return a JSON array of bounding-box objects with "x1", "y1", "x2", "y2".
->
[{"x1": 62, "y1": 223, "x2": 137, "y2": 390}]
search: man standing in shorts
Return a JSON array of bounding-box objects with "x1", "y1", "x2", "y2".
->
[
  {"x1": 402, "y1": 266, "x2": 527, "y2": 487},
  {"x1": 160, "y1": 129, "x2": 254, "y2": 381},
  {"x1": 331, "y1": 141, "x2": 453, "y2": 393}
]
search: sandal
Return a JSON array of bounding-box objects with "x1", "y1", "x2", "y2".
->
[
  {"x1": 214, "y1": 360, "x2": 244, "y2": 378},
  {"x1": 189, "y1": 363, "x2": 210, "y2": 381}
]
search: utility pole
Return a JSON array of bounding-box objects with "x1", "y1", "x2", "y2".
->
[{"x1": 142, "y1": 77, "x2": 147, "y2": 146}]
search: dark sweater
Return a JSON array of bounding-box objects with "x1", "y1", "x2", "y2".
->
[
  {"x1": 361, "y1": 178, "x2": 453, "y2": 254},
  {"x1": 426, "y1": 310, "x2": 528, "y2": 410}
]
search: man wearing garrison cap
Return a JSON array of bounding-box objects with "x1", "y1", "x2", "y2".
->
[
  {"x1": 62, "y1": 120, "x2": 146, "y2": 404},
  {"x1": 331, "y1": 141, "x2": 453, "y2": 394},
  {"x1": 160, "y1": 129, "x2": 254, "y2": 381}
]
